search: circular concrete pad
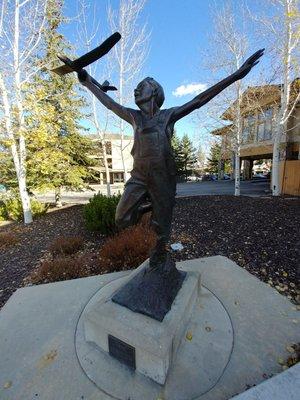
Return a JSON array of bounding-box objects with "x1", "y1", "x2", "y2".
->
[{"x1": 75, "y1": 276, "x2": 234, "y2": 400}]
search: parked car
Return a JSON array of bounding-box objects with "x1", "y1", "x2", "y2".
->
[
  {"x1": 187, "y1": 176, "x2": 198, "y2": 182},
  {"x1": 201, "y1": 174, "x2": 217, "y2": 181},
  {"x1": 252, "y1": 173, "x2": 267, "y2": 179}
]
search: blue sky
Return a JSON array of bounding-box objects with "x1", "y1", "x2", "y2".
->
[{"x1": 62, "y1": 0, "x2": 267, "y2": 146}]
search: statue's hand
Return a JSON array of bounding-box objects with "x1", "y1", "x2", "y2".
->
[
  {"x1": 77, "y1": 69, "x2": 90, "y2": 84},
  {"x1": 235, "y1": 49, "x2": 265, "y2": 80}
]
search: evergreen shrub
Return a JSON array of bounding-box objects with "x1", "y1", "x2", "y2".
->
[{"x1": 83, "y1": 193, "x2": 121, "y2": 233}]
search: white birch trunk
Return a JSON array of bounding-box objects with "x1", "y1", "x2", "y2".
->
[
  {"x1": 0, "y1": 0, "x2": 47, "y2": 223},
  {"x1": 118, "y1": 37, "x2": 129, "y2": 183},
  {"x1": 272, "y1": 0, "x2": 295, "y2": 196},
  {"x1": 108, "y1": 0, "x2": 149, "y2": 184},
  {"x1": 234, "y1": 73, "x2": 242, "y2": 196},
  {"x1": 101, "y1": 138, "x2": 111, "y2": 196},
  {"x1": 234, "y1": 150, "x2": 241, "y2": 196},
  {"x1": 14, "y1": 1, "x2": 33, "y2": 223},
  {"x1": 271, "y1": 123, "x2": 281, "y2": 196}
]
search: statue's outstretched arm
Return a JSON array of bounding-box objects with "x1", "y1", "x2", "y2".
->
[
  {"x1": 171, "y1": 49, "x2": 264, "y2": 123},
  {"x1": 78, "y1": 70, "x2": 134, "y2": 125}
]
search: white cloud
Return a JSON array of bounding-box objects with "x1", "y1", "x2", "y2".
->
[{"x1": 172, "y1": 82, "x2": 208, "y2": 97}]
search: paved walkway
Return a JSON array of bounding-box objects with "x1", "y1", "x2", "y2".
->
[
  {"x1": 35, "y1": 180, "x2": 271, "y2": 204},
  {"x1": 0, "y1": 256, "x2": 298, "y2": 399}
]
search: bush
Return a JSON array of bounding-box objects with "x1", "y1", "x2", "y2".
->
[
  {"x1": 4, "y1": 197, "x2": 23, "y2": 221},
  {"x1": 0, "y1": 203, "x2": 7, "y2": 221},
  {"x1": 49, "y1": 236, "x2": 84, "y2": 256},
  {"x1": 0, "y1": 196, "x2": 49, "y2": 222},
  {"x1": 0, "y1": 232, "x2": 19, "y2": 250},
  {"x1": 97, "y1": 219, "x2": 156, "y2": 273},
  {"x1": 83, "y1": 193, "x2": 121, "y2": 233},
  {"x1": 31, "y1": 255, "x2": 90, "y2": 284}
]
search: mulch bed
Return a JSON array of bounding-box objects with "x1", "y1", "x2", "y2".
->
[
  {"x1": 0, "y1": 196, "x2": 299, "y2": 310},
  {"x1": 0, "y1": 205, "x2": 105, "y2": 309}
]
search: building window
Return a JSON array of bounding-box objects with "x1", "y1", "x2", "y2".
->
[
  {"x1": 242, "y1": 115, "x2": 256, "y2": 143},
  {"x1": 264, "y1": 109, "x2": 272, "y2": 140},
  {"x1": 113, "y1": 172, "x2": 124, "y2": 183},
  {"x1": 242, "y1": 119, "x2": 249, "y2": 143},
  {"x1": 106, "y1": 142, "x2": 112, "y2": 155},
  {"x1": 257, "y1": 109, "x2": 273, "y2": 141},
  {"x1": 257, "y1": 113, "x2": 265, "y2": 141},
  {"x1": 248, "y1": 115, "x2": 257, "y2": 142}
]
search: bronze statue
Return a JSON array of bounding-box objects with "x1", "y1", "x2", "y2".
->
[{"x1": 77, "y1": 47, "x2": 264, "y2": 321}]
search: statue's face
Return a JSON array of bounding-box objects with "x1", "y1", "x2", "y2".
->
[{"x1": 134, "y1": 79, "x2": 154, "y2": 107}]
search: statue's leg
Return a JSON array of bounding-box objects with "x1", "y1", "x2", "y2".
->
[
  {"x1": 147, "y1": 169, "x2": 177, "y2": 270},
  {"x1": 115, "y1": 180, "x2": 149, "y2": 231}
]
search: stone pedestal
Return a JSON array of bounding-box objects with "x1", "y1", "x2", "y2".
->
[{"x1": 84, "y1": 260, "x2": 201, "y2": 385}]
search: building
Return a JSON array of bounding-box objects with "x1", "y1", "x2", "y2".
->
[
  {"x1": 212, "y1": 81, "x2": 300, "y2": 195},
  {"x1": 88, "y1": 133, "x2": 133, "y2": 184}
]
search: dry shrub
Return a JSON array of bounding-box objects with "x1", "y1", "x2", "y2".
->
[
  {"x1": 31, "y1": 255, "x2": 90, "y2": 284},
  {"x1": 97, "y1": 221, "x2": 156, "y2": 273},
  {"x1": 48, "y1": 236, "x2": 84, "y2": 256},
  {"x1": 0, "y1": 232, "x2": 19, "y2": 250}
]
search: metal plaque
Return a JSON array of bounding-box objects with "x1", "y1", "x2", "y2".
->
[{"x1": 108, "y1": 335, "x2": 136, "y2": 370}]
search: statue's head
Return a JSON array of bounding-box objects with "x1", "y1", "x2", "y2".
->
[{"x1": 134, "y1": 77, "x2": 165, "y2": 108}]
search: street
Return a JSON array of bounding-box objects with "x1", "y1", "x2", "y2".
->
[{"x1": 34, "y1": 179, "x2": 271, "y2": 205}]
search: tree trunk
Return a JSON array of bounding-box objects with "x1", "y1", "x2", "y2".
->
[
  {"x1": 18, "y1": 171, "x2": 33, "y2": 224},
  {"x1": 101, "y1": 138, "x2": 111, "y2": 197},
  {"x1": 55, "y1": 187, "x2": 63, "y2": 207},
  {"x1": 120, "y1": 130, "x2": 129, "y2": 183},
  {"x1": 234, "y1": 151, "x2": 240, "y2": 196},
  {"x1": 234, "y1": 79, "x2": 242, "y2": 196},
  {"x1": 271, "y1": 121, "x2": 282, "y2": 196}
]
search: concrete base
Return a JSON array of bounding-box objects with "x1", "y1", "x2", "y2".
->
[
  {"x1": 77, "y1": 278, "x2": 233, "y2": 398},
  {"x1": 231, "y1": 363, "x2": 300, "y2": 400},
  {"x1": 0, "y1": 256, "x2": 299, "y2": 400},
  {"x1": 83, "y1": 260, "x2": 201, "y2": 384}
]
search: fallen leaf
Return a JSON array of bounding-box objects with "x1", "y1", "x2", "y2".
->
[
  {"x1": 3, "y1": 381, "x2": 12, "y2": 389},
  {"x1": 286, "y1": 345, "x2": 295, "y2": 353},
  {"x1": 186, "y1": 331, "x2": 193, "y2": 341}
]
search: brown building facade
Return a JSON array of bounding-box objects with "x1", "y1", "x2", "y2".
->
[{"x1": 212, "y1": 82, "x2": 300, "y2": 195}]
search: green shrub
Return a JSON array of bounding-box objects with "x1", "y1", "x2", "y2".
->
[
  {"x1": 4, "y1": 197, "x2": 23, "y2": 221},
  {"x1": 31, "y1": 199, "x2": 49, "y2": 218},
  {"x1": 2, "y1": 196, "x2": 49, "y2": 222},
  {"x1": 83, "y1": 193, "x2": 121, "y2": 233},
  {"x1": 0, "y1": 203, "x2": 8, "y2": 221}
]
